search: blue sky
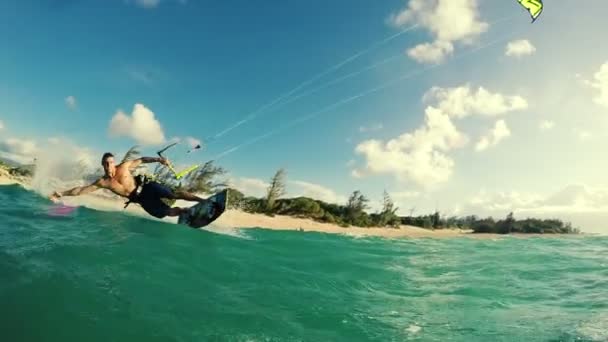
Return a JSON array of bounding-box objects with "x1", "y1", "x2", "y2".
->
[{"x1": 2, "y1": 0, "x2": 608, "y2": 232}]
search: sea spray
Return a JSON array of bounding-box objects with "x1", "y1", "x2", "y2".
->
[{"x1": 30, "y1": 137, "x2": 97, "y2": 196}]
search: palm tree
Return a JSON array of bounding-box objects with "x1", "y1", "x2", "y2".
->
[
  {"x1": 121, "y1": 145, "x2": 141, "y2": 163},
  {"x1": 265, "y1": 168, "x2": 287, "y2": 212},
  {"x1": 121, "y1": 145, "x2": 149, "y2": 174},
  {"x1": 180, "y1": 161, "x2": 227, "y2": 194}
]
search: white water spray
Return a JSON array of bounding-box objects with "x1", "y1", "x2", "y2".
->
[{"x1": 30, "y1": 138, "x2": 98, "y2": 196}]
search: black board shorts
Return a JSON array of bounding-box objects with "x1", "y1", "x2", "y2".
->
[{"x1": 138, "y1": 182, "x2": 174, "y2": 218}]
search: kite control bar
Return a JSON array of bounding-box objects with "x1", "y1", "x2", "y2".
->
[
  {"x1": 156, "y1": 142, "x2": 200, "y2": 180},
  {"x1": 156, "y1": 142, "x2": 181, "y2": 178},
  {"x1": 157, "y1": 142, "x2": 179, "y2": 158}
]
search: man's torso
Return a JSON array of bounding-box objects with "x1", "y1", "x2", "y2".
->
[{"x1": 98, "y1": 164, "x2": 137, "y2": 198}]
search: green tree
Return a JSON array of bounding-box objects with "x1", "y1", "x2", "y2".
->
[
  {"x1": 345, "y1": 190, "x2": 371, "y2": 226},
  {"x1": 121, "y1": 145, "x2": 151, "y2": 175},
  {"x1": 9, "y1": 166, "x2": 34, "y2": 178},
  {"x1": 239, "y1": 196, "x2": 266, "y2": 213},
  {"x1": 226, "y1": 188, "x2": 245, "y2": 209},
  {"x1": 265, "y1": 168, "x2": 287, "y2": 212},
  {"x1": 497, "y1": 212, "x2": 515, "y2": 234},
  {"x1": 346, "y1": 190, "x2": 369, "y2": 212},
  {"x1": 152, "y1": 163, "x2": 175, "y2": 185},
  {"x1": 180, "y1": 161, "x2": 227, "y2": 193},
  {"x1": 471, "y1": 217, "x2": 497, "y2": 233},
  {"x1": 275, "y1": 197, "x2": 324, "y2": 218},
  {"x1": 376, "y1": 190, "x2": 400, "y2": 227},
  {"x1": 422, "y1": 216, "x2": 433, "y2": 229},
  {"x1": 320, "y1": 211, "x2": 337, "y2": 224},
  {"x1": 121, "y1": 145, "x2": 141, "y2": 164},
  {"x1": 431, "y1": 211, "x2": 441, "y2": 229}
]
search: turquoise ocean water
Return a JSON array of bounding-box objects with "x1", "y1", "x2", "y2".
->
[{"x1": 1, "y1": 183, "x2": 607, "y2": 342}]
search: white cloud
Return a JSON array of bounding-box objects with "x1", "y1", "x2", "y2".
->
[
  {"x1": 467, "y1": 185, "x2": 608, "y2": 214},
  {"x1": 353, "y1": 85, "x2": 527, "y2": 188},
  {"x1": 467, "y1": 189, "x2": 544, "y2": 212},
  {"x1": 0, "y1": 138, "x2": 38, "y2": 156},
  {"x1": 475, "y1": 119, "x2": 511, "y2": 152},
  {"x1": 229, "y1": 177, "x2": 269, "y2": 197},
  {"x1": 585, "y1": 61, "x2": 608, "y2": 107},
  {"x1": 424, "y1": 85, "x2": 529, "y2": 119},
  {"x1": 389, "y1": 0, "x2": 488, "y2": 64},
  {"x1": 65, "y1": 96, "x2": 77, "y2": 110},
  {"x1": 0, "y1": 137, "x2": 38, "y2": 165},
  {"x1": 290, "y1": 180, "x2": 347, "y2": 204},
  {"x1": 391, "y1": 191, "x2": 421, "y2": 200},
  {"x1": 0, "y1": 120, "x2": 4, "y2": 130},
  {"x1": 505, "y1": 39, "x2": 536, "y2": 58},
  {"x1": 539, "y1": 120, "x2": 555, "y2": 131},
  {"x1": 407, "y1": 40, "x2": 454, "y2": 64},
  {"x1": 354, "y1": 106, "x2": 467, "y2": 188},
  {"x1": 359, "y1": 123, "x2": 384, "y2": 133},
  {"x1": 351, "y1": 169, "x2": 364, "y2": 179},
  {"x1": 108, "y1": 103, "x2": 166, "y2": 146},
  {"x1": 228, "y1": 177, "x2": 346, "y2": 204}
]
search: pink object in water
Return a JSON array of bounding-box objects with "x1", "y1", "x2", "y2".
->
[{"x1": 48, "y1": 204, "x2": 77, "y2": 216}]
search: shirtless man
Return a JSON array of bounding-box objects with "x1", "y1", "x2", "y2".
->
[{"x1": 49, "y1": 152, "x2": 204, "y2": 219}]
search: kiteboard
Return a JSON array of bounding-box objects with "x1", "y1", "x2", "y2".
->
[{"x1": 177, "y1": 189, "x2": 229, "y2": 228}]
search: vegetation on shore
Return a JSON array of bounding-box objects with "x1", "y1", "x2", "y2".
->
[
  {"x1": 0, "y1": 148, "x2": 580, "y2": 234},
  {"x1": 228, "y1": 169, "x2": 579, "y2": 234},
  {"x1": 152, "y1": 157, "x2": 579, "y2": 235},
  {"x1": 0, "y1": 160, "x2": 34, "y2": 178}
]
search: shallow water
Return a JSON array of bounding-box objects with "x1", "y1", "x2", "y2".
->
[{"x1": 1, "y1": 184, "x2": 607, "y2": 341}]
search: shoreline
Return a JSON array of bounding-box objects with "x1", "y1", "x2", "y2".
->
[{"x1": 0, "y1": 173, "x2": 587, "y2": 239}]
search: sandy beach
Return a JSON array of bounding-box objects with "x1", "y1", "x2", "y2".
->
[{"x1": 0, "y1": 172, "x2": 568, "y2": 239}]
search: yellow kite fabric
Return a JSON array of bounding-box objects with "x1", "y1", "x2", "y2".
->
[{"x1": 518, "y1": 0, "x2": 544, "y2": 22}]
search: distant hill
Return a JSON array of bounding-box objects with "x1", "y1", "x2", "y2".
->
[
  {"x1": 0, "y1": 151, "x2": 35, "y2": 168},
  {"x1": 0, "y1": 156, "x2": 22, "y2": 168}
]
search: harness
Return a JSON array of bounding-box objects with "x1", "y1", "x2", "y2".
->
[{"x1": 124, "y1": 174, "x2": 153, "y2": 209}]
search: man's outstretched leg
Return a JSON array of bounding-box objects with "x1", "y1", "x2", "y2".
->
[
  {"x1": 167, "y1": 207, "x2": 187, "y2": 217},
  {"x1": 164, "y1": 190, "x2": 207, "y2": 217},
  {"x1": 173, "y1": 190, "x2": 205, "y2": 202}
]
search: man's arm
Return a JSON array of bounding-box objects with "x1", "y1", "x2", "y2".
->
[
  {"x1": 123, "y1": 156, "x2": 169, "y2": 170},
  {"x1": 50, "y1": 180, "x2": 101, "y2": 202}
]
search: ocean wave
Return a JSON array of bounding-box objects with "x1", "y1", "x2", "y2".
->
[{"x1": 1, "y1": 185, "x2": 607, "y2": 341}]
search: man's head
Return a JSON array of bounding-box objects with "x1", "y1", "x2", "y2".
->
[{"x1": 101, "y1": 152, "x2": 116, "y2": 176}]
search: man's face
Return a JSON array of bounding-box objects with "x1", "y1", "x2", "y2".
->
[{"x1": 102, "y1": 156, "x2": 116, "y2": 175}]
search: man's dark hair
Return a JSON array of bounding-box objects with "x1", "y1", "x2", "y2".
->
[{"x1": 101, "y1": 152, "x2": 114, "y2": 164}]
